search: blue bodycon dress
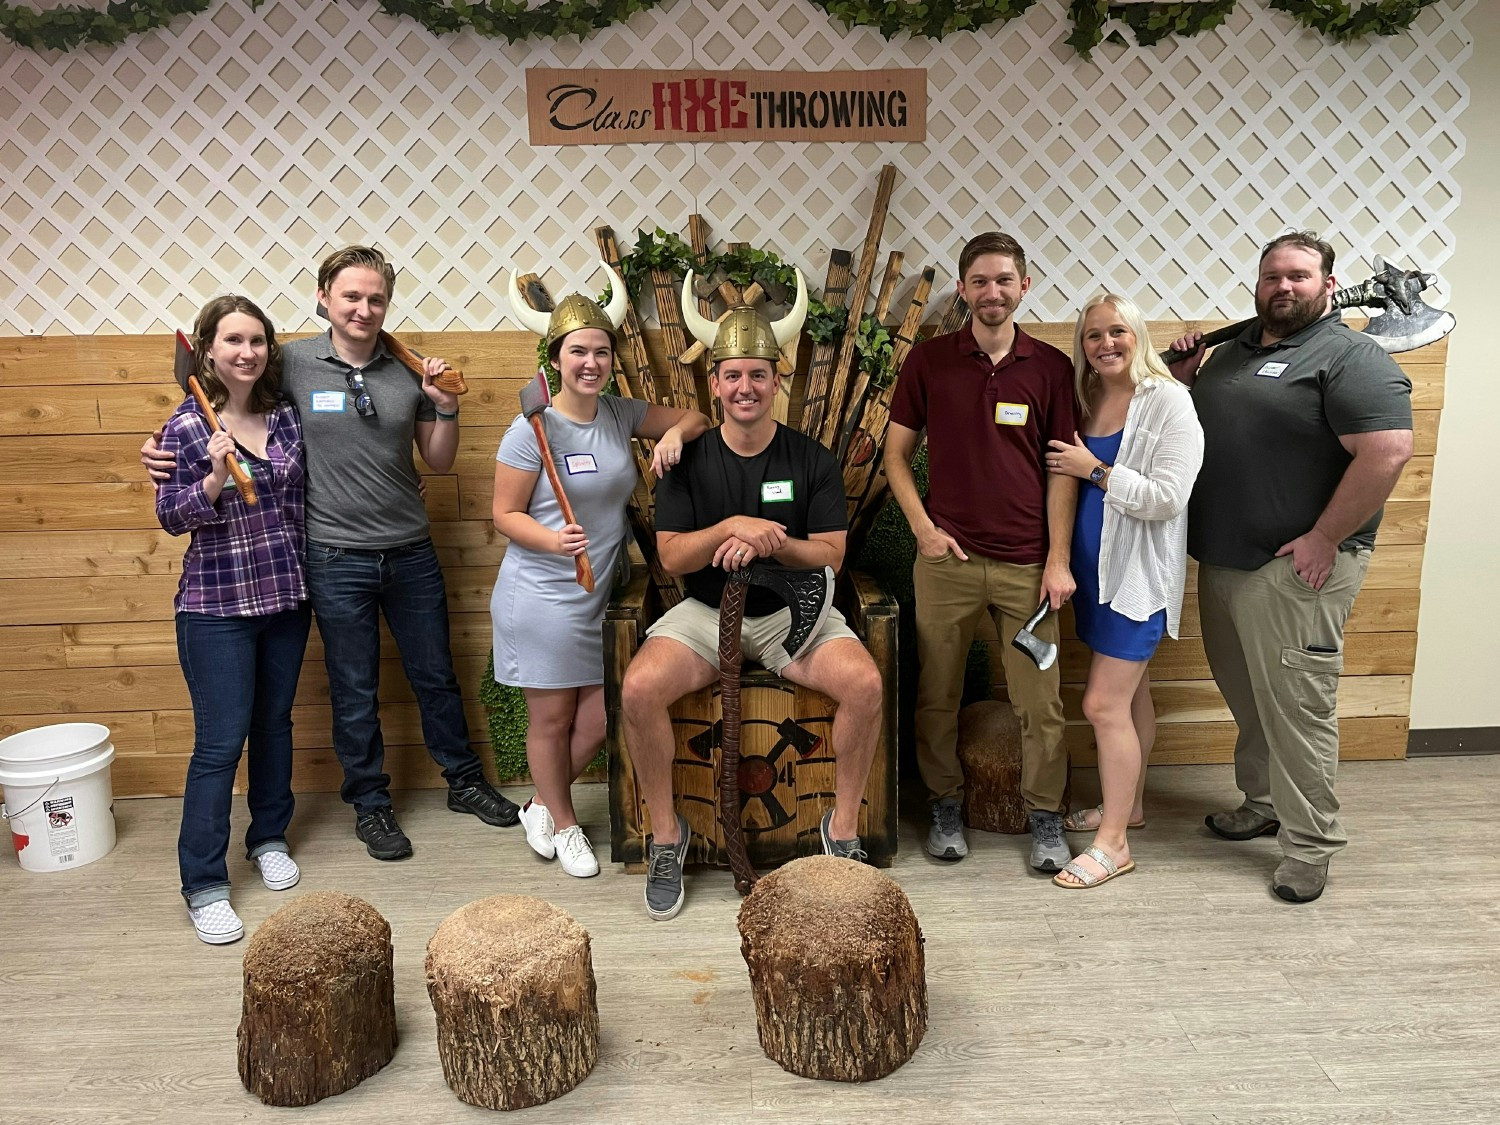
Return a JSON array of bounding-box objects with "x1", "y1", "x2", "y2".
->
[{"x1": 1071, "y1": 430, "x2": 1167, "y2": 662}]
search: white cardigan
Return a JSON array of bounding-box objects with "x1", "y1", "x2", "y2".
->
[{"x1": 1093, "y1": 377, "x2": 1205, "y2": 638}]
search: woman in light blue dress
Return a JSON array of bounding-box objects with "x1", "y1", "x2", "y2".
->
[
  {"x1": 494, "y1": 264, "x2": 708, "y2": 877},
  {"x1": 1045, "y1": 293, "x2": 1203, "y2": 888}
]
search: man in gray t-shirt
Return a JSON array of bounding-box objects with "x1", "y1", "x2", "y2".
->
[
  {"x1": 146, "y1": 246, "x2": 519, "y2": 859},
  {"x1": 1169, "y1": 231, "x2": 1412, "y2": 905}
]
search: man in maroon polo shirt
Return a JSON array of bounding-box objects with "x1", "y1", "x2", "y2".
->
[{"x1": 885, "y1": 231, "x2": 1079, "y2": 871}]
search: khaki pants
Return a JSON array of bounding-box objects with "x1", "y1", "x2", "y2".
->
[
  {"x1": 1198, "y1": 548, "x2": 1371, "y2": 863},
  {"x1": 912, "y1": 552, "x2": 1067, "y2": 812}
]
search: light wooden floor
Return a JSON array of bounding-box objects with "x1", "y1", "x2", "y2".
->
[{"x1": 3, "y1": 758, "x2": 1499, "y2": 1125}]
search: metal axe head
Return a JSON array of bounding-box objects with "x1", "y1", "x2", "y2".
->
[
  {"x1": 1011, "y1": 601, "x2": 1057, "y2": 672},
  {"x1": 738, "y1": 564, "x2": 835, "y2": 665},
  {"x1": 518, "y1": 369, "x2": 553, "y2": 421},
  {"x1": 173, "y1": 329, "x2": 195, "y2": 391},
  {"x1": 1355, "y1": 255, "x2": 1456, "y2": 354}
]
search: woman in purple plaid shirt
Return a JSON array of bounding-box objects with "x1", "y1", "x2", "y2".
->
[{"x1": 156, "y1": 296, "x2": 311, "y2": 945}]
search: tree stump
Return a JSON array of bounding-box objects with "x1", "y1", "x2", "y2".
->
[
  {"x1": 426, "y1": 895, "x2": 599, "y2": 1110},
  {"x1": 237, "y1": 891, "x2": 396, "y2": 1106},
  {"x1": 958, "y1": 699, "x2": 1027, "y2": 833},
  {"x1": 738, "y1": 855, "x2": 926, "y2": 1081}
]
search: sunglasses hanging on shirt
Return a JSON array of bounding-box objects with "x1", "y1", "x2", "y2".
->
[{"x1": 345, "y1": 369, "x2": 376, "y2": 417}]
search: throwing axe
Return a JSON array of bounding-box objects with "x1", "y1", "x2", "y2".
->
[
  {"x1": 519, "y1": 370, "x2": 595, "y2": 593},
  {"x1": 173, "y1": 329, "x2": 258, "y2": 505},
  {"x1": 717, "y1": 564, "x2": 835, "y2": 894},
  {"x1": 1011, "y1": 601, "x2": 1058, "y2": 672}
]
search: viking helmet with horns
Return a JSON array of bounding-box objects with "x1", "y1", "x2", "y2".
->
[
  {"x1": 680, "y1": 268, "x2": 808, "y2": 364},
  {"x1": 506, "y1": 261, "x2": 629, "y2": 353}
]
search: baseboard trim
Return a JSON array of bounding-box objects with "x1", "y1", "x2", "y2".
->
[{"x1": 1406, "y1": 727, "x2": 1500, "y2": 757}]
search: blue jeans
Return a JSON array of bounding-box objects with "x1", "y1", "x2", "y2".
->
[
  {"x1": 177, "y1": 605, "x2": 312, "y2": 906},
  {"x1": 304, "y1": 538, "x2": 482, "y2": 813}
]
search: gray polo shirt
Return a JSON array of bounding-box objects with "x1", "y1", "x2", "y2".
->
[
  {"x1": 1188, "y1": 311, "x2": 1412, "y2": 571},
  {"x1": 281, "y1": 330, "x2": 437, "y2": 548}
]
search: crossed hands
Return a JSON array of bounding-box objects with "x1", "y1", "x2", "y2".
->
[{"x1": 712, "y1": 516, "x2": 787, "y2": 571}]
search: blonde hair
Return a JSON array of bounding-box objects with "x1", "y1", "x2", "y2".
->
[{"x1": 1072, "y1": 292, "x2": 1172, "y2": 418}]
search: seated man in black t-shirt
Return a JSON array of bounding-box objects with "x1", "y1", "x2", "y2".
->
[{"x1": 621, "y1": 277, "x2": 882, "y2": 922}]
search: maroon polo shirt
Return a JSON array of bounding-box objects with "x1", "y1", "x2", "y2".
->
[{"x1": 888, "y1": 323, "x2": 1078, "y2": 563}]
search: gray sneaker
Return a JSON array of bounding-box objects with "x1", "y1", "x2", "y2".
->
[
  {"x1": 644, "y1": 813, "x2": 690, "y2": 921},
  {"x1": 1029, "y1": 810, "x2": 1071, "y2": 873},
  {"x1": 926, "y1": 797, "x2": 969, "y2": 860},
  {"x1": 820, "y1": 809, "x2": 868, "y2": 863}
]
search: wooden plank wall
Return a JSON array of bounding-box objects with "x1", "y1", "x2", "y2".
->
[{"x1": 0, "y1": 324, "x2": 1442, "y2": 797}]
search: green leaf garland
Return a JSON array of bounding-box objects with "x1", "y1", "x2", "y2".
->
[{"x1": 1, "y1": 0, "x2": 1442, "y2": 54}]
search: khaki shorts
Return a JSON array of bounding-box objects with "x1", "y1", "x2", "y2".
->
[{"x1": 645, "y1": 598, "x2": 859, "y2": 675}]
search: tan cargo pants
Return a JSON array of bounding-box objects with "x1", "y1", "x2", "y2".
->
[{"x1": 1198, "y1": 548, "x2": 1372, "y2": 863}]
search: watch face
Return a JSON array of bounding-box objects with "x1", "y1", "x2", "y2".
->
[{"x1": 1090, "y1": 465, "x2": 1107, "y2": 482}]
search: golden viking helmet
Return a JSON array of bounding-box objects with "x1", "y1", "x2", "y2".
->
[
  {"x1": 681, "y1": 268, "x2": 808, "y2": 363},
  {"x1": 506, "y1": 261, "x2": 629, "y2": 351}
]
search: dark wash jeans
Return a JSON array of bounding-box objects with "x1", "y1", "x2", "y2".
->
[
  {"x1": 177, "y1": 605, "x2": 312, "y2": 906},
  {"x1": 304, "y1": 538, "x2": 482, "y2": 814}
]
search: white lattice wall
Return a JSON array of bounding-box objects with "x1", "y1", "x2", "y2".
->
[{"x1": 0, "y1": 0, "x2": 1472, "y2": 335}]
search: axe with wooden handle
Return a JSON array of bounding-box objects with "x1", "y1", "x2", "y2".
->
[
  {"x1": 312, "y1": 302, "x2": 468, "y2": 395},
  {"x1": 1160, "y1": 256, "x2": 1455, "y2": 363},
  {"x1": 173, "y1": 330, "x2": 258, "y2": 505},
  {"x1": 519, "y1": 370, "x2": 595, "y2": 593}
]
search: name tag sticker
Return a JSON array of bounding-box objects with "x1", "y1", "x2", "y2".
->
[
  {"x1": 222, "y1": 459, "x2": 252, "y2": 490},
  {"x1": 995, "y1": 402, "x2": 1029, "y2": 426},
  {"x1": 762, "y1": 479, "x2": 794, "y2": 503},
  {"x1": 564, "y1": 453, "x2": 598, "y2": 475},
  {"x1": 1256, "y1": 362, "x2": 1289, "y2": 379},
  {"x1": 311, "y1": 391, "x2": 345, "y2": 412}
]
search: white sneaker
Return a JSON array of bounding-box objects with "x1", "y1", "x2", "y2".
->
[
  {"x1": 188, "y1": 900, "x2": 244, "y2": 945},
  {"x1": 553, "y1": 825, "x2": 599, "y2": 878},
  {"x1": 254, "y1": 849, "x2": 301, "y2": 891},
  {"x1": 519, "y1": 798, "x2": 556, "y2": 859}
]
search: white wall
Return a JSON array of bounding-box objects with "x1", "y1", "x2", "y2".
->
[{"x1": 1410, "y1": 1, "x2": 1497, "y2": 731}]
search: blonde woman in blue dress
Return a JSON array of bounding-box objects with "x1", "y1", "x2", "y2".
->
[
  {"x1": 495, "y1": 264, "x2": 709, "y2": 877},
  {"x1": 1045, "y1": 293, "x2": 1203, "y2": 888}
]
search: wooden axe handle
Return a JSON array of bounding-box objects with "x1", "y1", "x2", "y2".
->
[
  {"x1": 187, "y1": 375, "x2": 258, "y2": 505},
  {"x1": 528, "y1": 414, "x2": 596, "y2": 593},
  {"x1": 379, "y1": 330, "x2": 468, "y2": 395}
]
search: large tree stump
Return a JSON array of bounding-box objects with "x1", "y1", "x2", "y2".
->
[
  {"x1": 738, "y1": 856, "x2": 926, "y2": 1081},
  {"x1": 957, "y1": 699, "x2": 1027, "y2": 833},
  {"x1": 237, "y1": 891, "x2": 396, "y2": 1106},
  {"x1": 426, "y1": 895, "x2": 599, "y2": 1110}
]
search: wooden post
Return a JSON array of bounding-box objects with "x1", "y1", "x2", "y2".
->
[
  {"x1": 797, "y1": 248, "x2": 854, "y2": 438},
  {"x1": 739, "y1": 856, "x2": 926, "y2": 1081},
  {"x1": 843, "y1": 267, "x2": 935, "y2": 544},
  {"x1": 596, "y1": 225, "x2": 663, "y2": 405},
  {"x1": 817, "y1": 164, "x2": 899, "y2": 450},
  {"x1": 426, "y1": 895, "x2": 599, "y2": 1111},
  {"x1": 237, "y1": 892, "x2": 396, "y2": 1107},
  {"x1": 833, "y1": 250, "x2": 905, "y2": 460},
  {"x1": 648, "y1": 265, "x2": 700, "y2": 412},
  {"x1": 937, "y1": 290, "x2": 970, "y2": 336}
]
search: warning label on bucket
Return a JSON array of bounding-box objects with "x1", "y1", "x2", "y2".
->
[{"x1": 44, "y1": 796, "x2": 79, "y2": 858}]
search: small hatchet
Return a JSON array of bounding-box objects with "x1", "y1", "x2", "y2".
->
[
  {"x1": 1012, "y1": 601, "x2": 1057, "y2": 671},
  {"x1": 173, "y1": 330, "x2": 258, "y2": 505},
  {"x1": 519, "y1": 370, "x2": 594, "y2": 593}
]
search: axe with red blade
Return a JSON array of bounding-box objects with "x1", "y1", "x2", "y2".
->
[
  {"x1": 519, "y1": 370, "x2": 594, "y2": 593},
  {"x1": 173, "y1": 330, "x2": 258, "y2": 505}
]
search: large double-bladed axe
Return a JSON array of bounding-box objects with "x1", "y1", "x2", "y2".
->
[{"x1": 1160, "y1": 256, "x2": 1455, "y2": 363}]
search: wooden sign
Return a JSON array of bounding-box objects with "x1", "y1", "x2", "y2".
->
[{"x1": 528, "y1": 68, "x2": 926, "y2": 145}]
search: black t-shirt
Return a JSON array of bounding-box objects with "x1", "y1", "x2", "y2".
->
[{"x1": 654, "y1": 424, "x2": 847, "y2": 615}]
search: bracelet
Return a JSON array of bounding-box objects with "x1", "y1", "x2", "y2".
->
[{"x1": 435, "y1": 409, "x2": 459, "y2": 421}]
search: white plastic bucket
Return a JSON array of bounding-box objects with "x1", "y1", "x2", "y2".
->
[{"x1": 0, "y1": 722, "x2": 117, "y2": 872}]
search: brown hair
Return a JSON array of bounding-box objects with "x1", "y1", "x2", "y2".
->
[
  {"x1": 1259, "y1": 230, "x2": 1335, "y2": 278},
  {"x1": 316, "y1": 245, "x2": 396, "y2": 300},
  {"x1": 958, "y1": 231, "x2": 1028, "y2": 282},
  {"x1": 192, "y1": 295, "x2": 283, "y2": 415}
]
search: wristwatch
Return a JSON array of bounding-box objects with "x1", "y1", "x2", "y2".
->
[{"x1": 1088, "y1": 463, "x2": 1109, "y2": 485}]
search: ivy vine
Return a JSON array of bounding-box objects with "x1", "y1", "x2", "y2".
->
[{"x1": 0, "y1": 0, "x2": 1443, "y2": 54}]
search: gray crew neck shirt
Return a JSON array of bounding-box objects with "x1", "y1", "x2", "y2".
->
[
  {"x1": 281, "y1": 330, "x2": 437, "y2": 549},
  {"x1": 1187, "y1": 311, "x2": 1412, "y2": 571}
]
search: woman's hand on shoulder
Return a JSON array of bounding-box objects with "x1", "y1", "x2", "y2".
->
[{"x1": 652, "y1": 430, "x2": 684, "y2": 477}]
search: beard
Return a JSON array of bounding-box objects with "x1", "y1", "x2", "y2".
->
[
  {"x1": 1256, "y1": 291, "x2": 1326, "y2": 339},
  {"x1": 971, "y1": 300, "x2": 1013, "y2": 327}
]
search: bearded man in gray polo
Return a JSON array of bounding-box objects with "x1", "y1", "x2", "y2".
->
[{"x1": 1169, "y1": 231, "x2": 1412, "y2": 904}]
